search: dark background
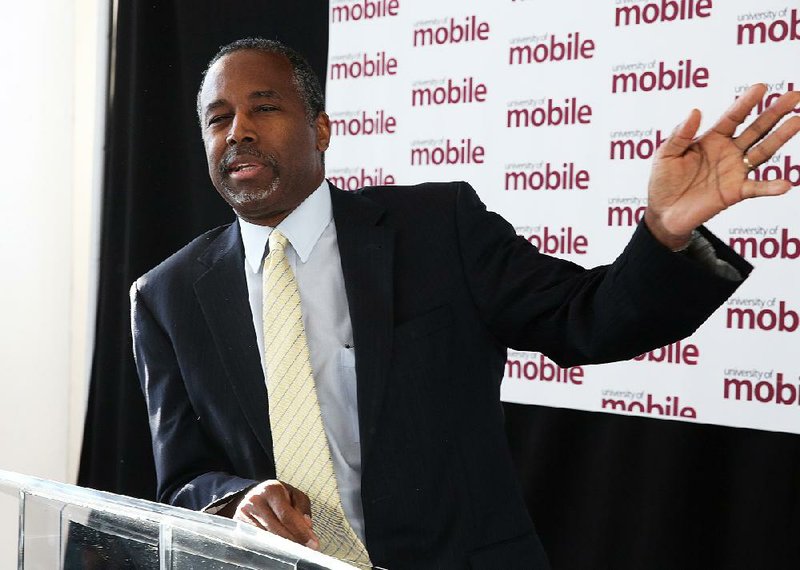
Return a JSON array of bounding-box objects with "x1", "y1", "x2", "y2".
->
[{"x1": 79, "y1": 2, "x2": 800, "y2": 568}]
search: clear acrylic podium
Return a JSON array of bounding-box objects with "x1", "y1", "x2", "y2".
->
[{"x1": 0, "y1": 469, "x2": 357, "y2": 569}]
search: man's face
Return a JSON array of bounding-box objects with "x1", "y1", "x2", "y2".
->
[{"x1": 199, "y1": 50, "x2": 330, "y2": 225}]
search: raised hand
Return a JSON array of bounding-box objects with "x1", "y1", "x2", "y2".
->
[{"x1": 645, "y1": 85, "x2": 800, "y2": 250}]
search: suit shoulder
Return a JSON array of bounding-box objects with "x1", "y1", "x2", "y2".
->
[
  {"x1": 133, "y1": 223, "x2": 234, "y2": 294},
  {"x1": 357, "y1": 180, "x2": 468, "y2": 198},
  {"x1": 355, "y1": 181, "x2": 476, "y2": 212}
]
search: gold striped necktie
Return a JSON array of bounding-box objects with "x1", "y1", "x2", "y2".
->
[{"x1": 262, "y1": 229, "x2": 371, "y2": 566}]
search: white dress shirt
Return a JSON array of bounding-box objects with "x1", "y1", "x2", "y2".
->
[{"x1": 238, "y1": 180, "x2": 366, "y2": 541}]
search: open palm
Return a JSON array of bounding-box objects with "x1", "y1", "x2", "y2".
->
[{"x1": 645, "y1": 85, "x2": 800, "y2": 250}]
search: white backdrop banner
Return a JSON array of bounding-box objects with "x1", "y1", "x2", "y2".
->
[{"x1": 325, "y1": 0, "x2": 800, "y2": 434}]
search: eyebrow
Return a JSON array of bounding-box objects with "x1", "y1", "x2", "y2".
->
[
  {"x1": 204, "y1": 90, "x2": 283, "y2": 117},
  {"x1": 250, "y1": 89, "x2": 281, "y2": 100}
]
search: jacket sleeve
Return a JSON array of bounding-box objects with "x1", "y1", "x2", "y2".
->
[
  {"x1": 130, "y1": 281, "x2": 258, "y2": 511},
  {"x1": 452, "y1": 181, "x2": 753, "y2": 367}
]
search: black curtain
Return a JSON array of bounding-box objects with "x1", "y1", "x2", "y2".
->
[
  {"x1": 79, "y1": 3, "x2": 800, "y2": 569},
  {"x1": 504, "y1": 404, "x2": 800, "y2": 569},
  {"x1": 78, "y1": 0, "x2": 329, "y2": 501}
]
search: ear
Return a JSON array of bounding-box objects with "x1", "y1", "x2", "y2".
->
[{"x1": 315, "y1": 112, "x2": 331, "y2": 152}]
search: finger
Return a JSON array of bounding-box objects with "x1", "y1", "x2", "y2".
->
[
  {"x1": 288, "y1": 485, "x2": 313, "y2": 521},
  {"x1": 237, "y1": 503, "x2": 297, "y2": 543},
  {"x1": 266, "y1": 488, "x2": 320, "y2": 549},
  {"x1": 741, "y1": 179, "x2": 792, "y2": 200},
  {"x1": 709, "y1": 83, "x2": 767, "y2": 138},
  {"x1": 735, "y1": 91, "x2": 800, "y2": 151},
  {"x1": 658, "y1": 109, "x2": 702, "y2": 159},
  {"x1": 745, "y1": 115, "x2": 800, "y2": 167}
]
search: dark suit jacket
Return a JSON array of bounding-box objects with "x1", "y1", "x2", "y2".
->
[{"x1": 132, "y1": 182, "x2": 751, "y2": 569}]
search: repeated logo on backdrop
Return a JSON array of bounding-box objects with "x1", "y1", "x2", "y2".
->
[{"x1": 327, "y1": 0, "x2": 800, "y2": 434}]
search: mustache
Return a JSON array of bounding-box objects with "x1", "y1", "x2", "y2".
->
[{"x1": 219, "y1": 146, "x2": 279, "y2": 175}]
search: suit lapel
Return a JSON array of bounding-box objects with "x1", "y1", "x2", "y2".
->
[
  {"x1": 193, "y1": 223, "x2": 274, "y2": 465},
  {"x1": 331, "y1": 186, "x2": 394, "y2": 465}
]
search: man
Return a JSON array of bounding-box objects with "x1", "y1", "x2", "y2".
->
[{"x1": 131, "y1": 38, "x2": 800, "y2": 569}]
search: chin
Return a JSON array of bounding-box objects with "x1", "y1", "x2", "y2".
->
[{"x1": 222, "y1": 178, "x2": 281, "y2": 208}]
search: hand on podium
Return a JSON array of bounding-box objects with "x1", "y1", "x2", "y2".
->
[{"x1": 219, "y1": 479, "x2": 320, "y2": 550}]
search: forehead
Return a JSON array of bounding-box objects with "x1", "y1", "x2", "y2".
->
[{"x1": 200, "y1": 50, "x2": 297, "y2": 107}]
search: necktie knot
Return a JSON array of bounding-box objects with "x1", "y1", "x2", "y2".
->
[{"x1": 269, "y1": 229, "x2": 289, "y2": 254}]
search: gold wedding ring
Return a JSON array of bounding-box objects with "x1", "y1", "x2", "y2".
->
[{"x1": 743, "y1": 155, "x2": 756, "y2": 172}]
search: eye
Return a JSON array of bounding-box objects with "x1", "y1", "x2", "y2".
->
[
  {"x1": 207, "y1": 114, "x2": 231, "y2": 127},
  {"x1": 256, "y1": 105, "x2": 278, "y2": 113}
]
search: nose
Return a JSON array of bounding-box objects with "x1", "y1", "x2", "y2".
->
[{"x1": 225, "y1": 112, "x2": 256, "y2": 146}]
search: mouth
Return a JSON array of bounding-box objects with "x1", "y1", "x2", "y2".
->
[
  {"x1": 226, "y1": 162, "x2": 265, "y2": 179},
  {"x1": 220, "y1": 147, "x2": 278, "y2": 180},
  {"x1": 229, "y1": 162, "x2": 258, "y2": 172}
]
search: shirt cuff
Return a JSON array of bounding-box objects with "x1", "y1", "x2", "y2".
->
[
  {"x1": 203, "y1": 500, "x2": 232, "y2": 515},
  {"x1": 681, "y1": 230, "x2": 743, "y2": 281}
]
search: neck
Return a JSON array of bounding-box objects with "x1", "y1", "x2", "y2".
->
[{"x1": 239, "y1": 174, "x2": 325, "y2": 227}]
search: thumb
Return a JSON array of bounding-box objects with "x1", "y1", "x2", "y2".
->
[
  {"x1": 659, "y1": 108, "x2": 702, "y2": 159},
  {"x1": 741, "y1": 178, "x2": 792, "y2": 200}
]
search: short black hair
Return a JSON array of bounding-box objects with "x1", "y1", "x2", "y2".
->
[{"x1": 196, "y1": 38, "x2": 325, "y2": 125}]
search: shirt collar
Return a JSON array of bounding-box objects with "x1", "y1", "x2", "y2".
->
[{"x1": 239, "y1": 179, "x2": 332, "y2": 272}]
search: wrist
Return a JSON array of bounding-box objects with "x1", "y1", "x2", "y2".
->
[
  {"x1": 644, "y1": 209, "x2": 693, "y2": 251},
  {"x1": 671, "y1": 234, "x2": 694, "y2": 253}
]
